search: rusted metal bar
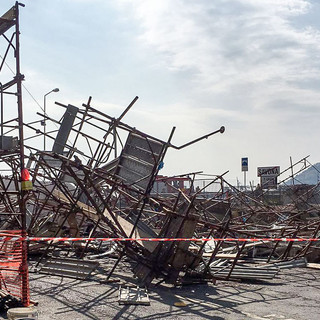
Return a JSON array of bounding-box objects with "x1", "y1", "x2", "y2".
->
[{"x1": 170, "y1": 126, "x2": 225, "y2": 150}]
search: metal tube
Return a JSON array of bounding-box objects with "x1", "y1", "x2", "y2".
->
[
  {"x1": 14, "y1": 1, "x2": 29, "y2": 307},
  {"x1": 43, "y1": 88, "x2": 59, "y2": 151}
]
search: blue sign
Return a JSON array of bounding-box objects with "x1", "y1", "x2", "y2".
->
[{"x1": 242, "y1": 157, "x2": 248, "y2": 172}]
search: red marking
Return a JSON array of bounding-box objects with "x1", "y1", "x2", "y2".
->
[{"x1": 21, "y1": 168, "x2": 30, "y2": 181}]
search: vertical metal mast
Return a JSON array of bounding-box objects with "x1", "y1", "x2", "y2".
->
[{"x1": 14, "y1": 1, "x2": 29, "y2": 307}]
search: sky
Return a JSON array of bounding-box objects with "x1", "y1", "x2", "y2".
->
[{"x1": 1, "y1": 0, "x2": 320, "y2": 186}]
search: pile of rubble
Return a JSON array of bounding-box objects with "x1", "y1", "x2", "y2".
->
[
  {"x1": 0, "y1": 3, "x2": 320, "y2": 308},
  {"x1": 1, "y1": 97, "x2": 320, "y2": 287}
]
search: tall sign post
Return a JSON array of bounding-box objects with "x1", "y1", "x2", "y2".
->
[{"x1": 241, "y1": 157, "x2": 248, "y2": 191}]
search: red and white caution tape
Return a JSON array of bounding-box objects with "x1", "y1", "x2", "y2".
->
[{"x1": 0, "y1": 237, "x2": 319, "y2": 242}]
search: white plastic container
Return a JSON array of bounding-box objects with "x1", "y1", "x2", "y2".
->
[{"x1": 7, "y1": 307, "x2": 38, "y2": 320}]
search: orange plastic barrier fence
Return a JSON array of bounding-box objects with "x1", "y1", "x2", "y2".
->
[{"x1": 0, "y1": 230, "x2": 29, "y2": 305}]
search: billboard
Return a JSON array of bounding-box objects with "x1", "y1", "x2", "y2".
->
[
  {"x1": 257, "y1": 166, "x2": 280, "y2": 189},
  {"x1": 257, "y1": 166, "x2": 280, "y2": 177}
]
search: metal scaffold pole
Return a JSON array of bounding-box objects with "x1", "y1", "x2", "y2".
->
[{"x1": 14, "y1": 1, "x2": 29, "y2": 307}]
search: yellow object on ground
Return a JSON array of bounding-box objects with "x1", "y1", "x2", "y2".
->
[{"x1": 174, "y1": 301, "x2": 187, "y2": 307}]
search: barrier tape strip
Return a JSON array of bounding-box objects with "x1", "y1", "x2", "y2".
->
[{"x1": 0, "y1": 237, "x2": 319, "y2": 242}]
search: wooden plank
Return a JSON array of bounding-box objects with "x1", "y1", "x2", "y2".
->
[
  {"x1": 307, "y1": 263, "x2": 320, "y2": 269},
  {"x1": 52, "y1": 190, "x2": 158, "y2": 253}
]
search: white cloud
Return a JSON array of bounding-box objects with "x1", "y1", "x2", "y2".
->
[
  {"x1": 2, "y1": 0, "x2": 320, "y2": 182},
  {"x1": 114, "y1": 0, "x2": 320, "y2": 180},
  {"x1": 117, "y1": 0, "x2": 320, "y2": 95}
]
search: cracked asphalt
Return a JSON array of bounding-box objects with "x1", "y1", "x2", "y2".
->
[{"x1": 1, "y1": 267, "x2": 319, "y2": 319}]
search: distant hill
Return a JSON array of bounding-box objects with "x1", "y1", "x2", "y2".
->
[{"x1": 285, "y1": 163, "x2": 320, "y2": 185}]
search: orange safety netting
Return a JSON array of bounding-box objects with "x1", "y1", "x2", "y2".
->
[{"x1": 0, "y1": 230, "x2": 29, "y2": 305}]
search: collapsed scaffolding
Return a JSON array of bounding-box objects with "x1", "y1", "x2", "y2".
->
[
  {"x1": 3, "y1": 96, "x2": 320, "y2": 287},
  {"x1": 0, "y1": 1, "x2": 320, "y2": 308}
]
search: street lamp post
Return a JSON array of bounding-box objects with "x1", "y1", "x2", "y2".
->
[{"x1": 43, "y1": 88, "x2": 59, "y2": 151}]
